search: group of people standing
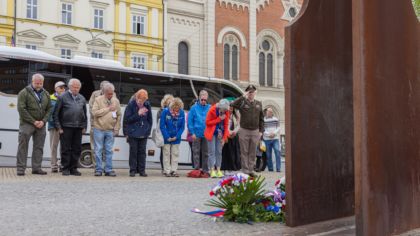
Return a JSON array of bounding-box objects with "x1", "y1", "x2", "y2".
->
[
  {"x1": 16, "y1": 74, "x2": 88, "y2": 176},
  {"x1": 15, "y1": 73, "x2": 282, "y2": 178}
]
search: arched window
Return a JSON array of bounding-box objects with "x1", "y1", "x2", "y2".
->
[
  {"x1": 223, "y1": 34, "x2": 240, "y2": 80},
  {"x1": 178, "y1": 42, "x2": 189, "y2": 74},
  {"x1": 267, "y1": 54, "x2": 273, "y2": 86},
  {"x1": 232, "y1": 45, "x2": 238, "y2": 80},
  {"x1": 224, "y1": 44, "x2": 230, "y2": 79},
  {"x1": 259, "y1": 52, "x2": 265, "y2": 86},
  {"x1": 258, "y1": 39, "x2": 275, "y2": 87}
]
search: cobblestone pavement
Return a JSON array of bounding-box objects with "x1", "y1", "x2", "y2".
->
[{"x1": 0, "y1": 168, "x2": 358, "y2": 236}]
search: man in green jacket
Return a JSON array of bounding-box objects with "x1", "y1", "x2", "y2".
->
[{"x1": 16, "y1": 73, "x2": 52, "y2": 176}]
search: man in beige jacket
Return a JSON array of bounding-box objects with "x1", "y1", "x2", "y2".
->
[{"x1": 92, "y1": 83, "x2": 121, "y2": 177}]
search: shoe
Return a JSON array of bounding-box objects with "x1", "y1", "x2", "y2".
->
[
  {"x1": 32, "y1": 170, "x2": 47, "y2": 175},
  {"x1": 17, "y1": 171, "x2": 25, "y2": 176},
  {"x1": 164, "y1": 173, "x2": 171, "y2": 177},
  {"x1": 70, "y1": 170, "x2": 82, "y2": 176},
  {"x1": 105, "y1": 171, "x2": 117, "y2": 177},
  {"x1": 94, "y1": 171, "x2": 102, "y2": 176},
  {"x1": 171, "y1": 172, "x2": 180, "y2": 177},
  {"x1": 129, "y1": 172, "x2": 135, "y2": 177},
  {"x1": 210, "y1": 170, "x2": 217, "y2": 178},
  {"x1": 276, "y1": 170, "x2": 281, "y2": 172},
  {"x1": 216, "y1": 170, "x2": 224, "y2": 178},
  {"x1": 139, "y1": 172, "x2": 148, "y2": 177},
  {"x1": 59, "y1": 167, "x2": 63, "y2": 172},
  {"x1": 62, "y1": 170, "x2": 70, "y2": 176},
  {"x1": 51, "y1": 169, "x2": 58, "y2": 173},
  {"x1": 200, "y1": 172, "x2": 210, "y2": 178}
]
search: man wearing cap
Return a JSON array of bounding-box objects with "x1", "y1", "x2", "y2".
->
[
  {"x1": 47, "y1": 81, "x2": 66, "y2": 172},
  {"x1": 230, "y1": 84, "x2": 264, "y2": 177}
]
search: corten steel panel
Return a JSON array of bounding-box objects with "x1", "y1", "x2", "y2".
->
[
  {"x1": 284, "y1": 0, "x2": 354, "y2": 226},
  {"x1": 353, "y1": 0, "x2": 420, "y2": 235}
]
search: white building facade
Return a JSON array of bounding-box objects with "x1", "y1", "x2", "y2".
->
[{"x1": 15, "y1": 0, "x2": 115, "y2": 60}]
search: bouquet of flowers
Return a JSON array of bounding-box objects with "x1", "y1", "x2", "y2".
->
[{"x1": 204, "y1": 173, "x2": 286, "y2": 223}]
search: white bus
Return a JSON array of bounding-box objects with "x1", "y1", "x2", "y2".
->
[{"x1": 0, "y1": 46, "x2": 243, "y2": 168}]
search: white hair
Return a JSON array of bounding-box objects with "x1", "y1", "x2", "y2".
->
[
  {"x1": 103, "y1": 83, "x2": 115, "y2": 92},
  {"x1": 68, "y1": 78, "x2": 81, "y2": 87},
  {"x1": 100, "y1": 80, "x2": 110, "y2": 89},
  {"x1": 32, "y1": 73, "x2": 44, "y2": 81},
  {"x1": 199, "y1": 90, "x2": 208, "y2": 98}
]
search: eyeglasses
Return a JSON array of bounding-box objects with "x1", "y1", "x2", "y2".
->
[{"x1": 200, "y1": 99, "x2": 207, "y2": 102}]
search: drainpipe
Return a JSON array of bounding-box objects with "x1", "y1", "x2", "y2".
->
[
  {"x1": 162, "y1": 0, "x2": 165, "y2": 71},
  {"x1": 13, "y1": 0, "x2": 17, "y2": 46}
]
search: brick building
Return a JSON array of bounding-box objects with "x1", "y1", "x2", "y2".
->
[{"x1": 164, "y1": 0, "x2": 302, "y2": 135}]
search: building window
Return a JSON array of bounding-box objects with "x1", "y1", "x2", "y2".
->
[
  {"x1": 258, "y1": 39, "x2": 275, "y2": 87},
  {"x1": 232, "y1": 45, "x2": 238, "y2": 80},
  {"x1": 26, "y1": 0, "x2": 38, "y2": 19},
  {"x1": 281, "y1": 0, "x2": 301, "y2": 21},
  {"x1": 259, "y1": 52, "x2": 265, "y2": 86},
  {"x1": 223, "y1": 44, "x2": 230, "y2": 80},
  {"x1": 61, "y1": 49, "x2": 72, "y2": 59},
  {"x1": 132, "y1": 55, "x2": 147, "y2": 69},
  {"x1": 25, "y1": 44, "x2": 37, "y2": 50},
  {"x1": 91, "y1": 52, "x2": 103, "y2": 59},
  {"x1": 223, "y1": 34, "x2": 240, "y2": 80},
  {"x1": 132, "y1": 14, "x2": 146, "y2": 35},
  {"x1": 178, "y1": 42, "x2": 189, "y2": 75},
  {"x1": 62, "y1": 3, "x2": 72, "y2": 25},
  {"x1": 94, "y1": 9, "x2": 104, "y2": 30}
]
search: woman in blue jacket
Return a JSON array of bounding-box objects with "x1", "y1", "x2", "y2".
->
[
  {"x1": 160, "y1": 97, "x2": 185, "y2": 177},
  {"x1": 123, "y1": 89, "x2": 152, "y2": 177}
]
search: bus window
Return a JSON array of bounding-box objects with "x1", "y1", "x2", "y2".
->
[
  {"x1": 180, "y1": 80, "x2": 196, "y2": 110},
  {"x1": 191, "y1": 81, "x2": 221, "y2": 105},
  {"x1": 73, "y1": 67, "x2": 120, "y2": 100},
  {"x1": 0, "y1": 59, "x2": 29, "y2": 95},
  {"x1": 120, "y1": 72, "x2": 180, "y2": 107},
  {"x1": 221, "y1": 83, "x2": 242, "y2": 99},
  {"x1": 29, "y1": 62, "x2": 71, "y2": 75}
]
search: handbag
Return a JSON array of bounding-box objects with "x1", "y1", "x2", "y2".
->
[
  {"x1": 152, "y1": 118, "x2": 164, "y2": 148},
  {"x1": 259, "y1": 140, "x2": 266, "y2": 152}
]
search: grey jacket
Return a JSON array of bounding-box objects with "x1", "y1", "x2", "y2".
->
[{"x1": 54, "y1": 91, "x2": 87, "y2": 129}]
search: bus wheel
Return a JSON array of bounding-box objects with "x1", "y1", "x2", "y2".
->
[{"x1": 79, "y1": 145, "x2": 94, "y2": 168}]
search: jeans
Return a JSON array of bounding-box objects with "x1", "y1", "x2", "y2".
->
[
  {"x1": 93, "y1": 128, "x2": 114, "y2": 173},
  {"x1": 208, "y1": 136, "x2": 222, "y2": 169},
  {"x1": 128, "y1": 137, "x2": 147, "y2": 174},
  {"x1": 264, "y1": 139, "x2": 281, "y2": 171}
]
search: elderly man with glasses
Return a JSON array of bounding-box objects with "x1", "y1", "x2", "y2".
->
[{"x1": 187, "y1": 90, "x2": 211, "y2": 177}]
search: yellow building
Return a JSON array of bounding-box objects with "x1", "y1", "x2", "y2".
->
[
  {"x1": 0, "y1": 0, "x2": 15, "y2": 46},
  {"x1": 114, "y1": 0, "x2": 164, "y2": 71}
]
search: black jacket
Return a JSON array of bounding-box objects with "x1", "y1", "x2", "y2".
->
[{"x1": 54, "y1": 91, "x2": 87, "y2": 129}]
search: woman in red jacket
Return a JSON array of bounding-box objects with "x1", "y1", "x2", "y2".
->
[{"x1": 204, "y1": 99, "x2": 230, "y2": 178}]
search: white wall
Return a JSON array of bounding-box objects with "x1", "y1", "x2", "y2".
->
[{"x1": 166, "y1": 0, "x2": 205, "y2": 76}]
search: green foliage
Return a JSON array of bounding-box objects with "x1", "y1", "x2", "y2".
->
[
  {"x1": 206, "y1": 176, "x2": 283, "y2": 223},
  {"x1": 413, "y1": 0, "x2": 420, "y2": 19}
]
